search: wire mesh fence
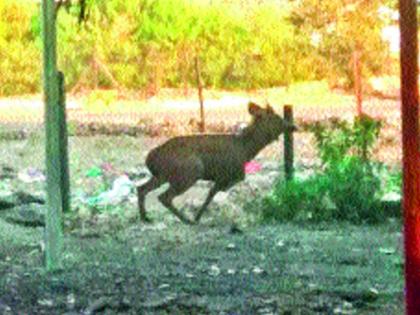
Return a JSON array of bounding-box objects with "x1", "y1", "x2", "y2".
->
[
  {"x1": 0, "y1": 88, "x2": 402, "y2": 182},
  {"x1": 0, "y1": 0, "x2": 403, "y2": 216}
]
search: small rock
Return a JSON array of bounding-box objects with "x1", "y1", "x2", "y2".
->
[
  {"x1": 0, "y1": 300, "x2": 11, "y2": 314},
  {"x1": 368, "y1": 287, "x2": 379, "y2": 296},
  {"x1": 213, "y1": 192, "x2": 229, "y2": 205},
  {"x1": 209, "y1": 264, "x2": 221, "y2": 276},
  {"x1": 252, "y1": 266, "x2": 265, "y2": 274},
  {"x1": 66, "y1": 293, "x2": 76, "y2": 308},
  {"x1": 276, "y1": 240, "x2": 285, "y2": 247},
  {"x1": 226, "y1": 243, "x2": 236, "y2": 250},
  {"x1": 18, "y1": 168, "x2": 45, "y2": 183}
]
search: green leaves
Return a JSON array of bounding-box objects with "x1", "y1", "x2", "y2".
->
[
  {"x1": 262, "y1": 115, "x2": 387, "y2": 224},
  {"x1": 289, "y1": 0, "x2": 389, "y2": 88},
  {"x1": 309, "y1": 115, "x2": 383, "y2": 166}
]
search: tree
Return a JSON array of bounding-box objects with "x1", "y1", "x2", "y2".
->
[{"x1": 289, "y1": 0, "x2": 390, "y2": 89}]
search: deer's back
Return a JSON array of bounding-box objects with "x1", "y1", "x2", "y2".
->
[{"x1": 146, "y1": 135, "x2": 247, "y2": 182}]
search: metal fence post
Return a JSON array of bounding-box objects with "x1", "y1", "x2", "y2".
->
[
  {"x1": 42, "y1": 0, "x2": 63, "y2": 270},
  {"x1": 195, "y1": 56, "x2": 205, "y2": 133},
  {"x1": 284, "y1": 105, "x2": 294, "y2": 181},
  {"x1": 58, "y1": 71, "x2": 70, "y2": 214}
]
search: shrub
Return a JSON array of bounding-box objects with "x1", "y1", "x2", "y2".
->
[
  {"x1": 308, "y1": 114, "x2": 382, "y2": 165},
  {"x1": 260, "y1": 175, "x2": 331, "y2": 223},
  {"x1": 261, "y1": 157, "x2": 384, "y2": 224},
  {"x1": 260, "y1": 115, "x2": 387, "y2": 224},
  {"x1": 325, "y1": 157, "x2": 383, "y2": 222}
]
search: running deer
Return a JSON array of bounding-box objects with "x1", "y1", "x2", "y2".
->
[{"x1": 137, "y1": 102, "x2": 293, "y2": 224}]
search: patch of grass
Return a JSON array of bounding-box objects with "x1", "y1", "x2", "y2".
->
[{"x1": 274, "y1": 81, "x2": 355, "y2": 108}]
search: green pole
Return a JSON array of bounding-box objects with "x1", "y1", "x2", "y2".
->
[{"x1": 42, "y1": 0, "x2": 63, "y2": 270}]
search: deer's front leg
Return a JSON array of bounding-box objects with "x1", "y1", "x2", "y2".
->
[
  {"x1": 194, "y1": 172, "x2": 244, "y2": 223},
  {"x1": 194, "y1": 184, "x2": 221, "y2": 223}
]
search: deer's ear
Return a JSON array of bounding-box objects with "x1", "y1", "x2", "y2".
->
[
  {"x1": 266, "y1": 104, "x2": 274, "y2": 113},
  {"x1": 248, "y1": 102, "x2": 263, "y2": 116}
]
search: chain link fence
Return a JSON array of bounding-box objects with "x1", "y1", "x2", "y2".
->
[{"x1": 0, "y1": 1, "x2": 402, "y2": 215}]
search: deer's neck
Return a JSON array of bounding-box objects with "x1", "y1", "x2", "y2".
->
[{"x1": 239, "y1": 125, "x2": 273, "y2": 161}]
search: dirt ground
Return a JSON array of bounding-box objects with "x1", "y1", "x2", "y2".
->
[{"x1": 0, "y1": 214, "x2": 404, "y2": 314}]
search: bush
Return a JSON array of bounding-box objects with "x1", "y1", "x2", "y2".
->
[
  {"x1": 260, "y1": 175, "x2": 331, "y2": 223},
  {"x1": 261, "y1": 157, "x2": 384, "y2": 224},
  {"x1": 325, "y1": 157, "x2": 383, "y2": 222},
  {"x1": 260, "y1": 115, "x2": 388, "y2": 224},
  {"x1": 308, "y1": 114, "x2": 382, "y2": 165}
]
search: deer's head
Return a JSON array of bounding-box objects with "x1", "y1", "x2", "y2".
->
[{"x1": 247, "y1": 102, "x2": 293, "y2": 142}]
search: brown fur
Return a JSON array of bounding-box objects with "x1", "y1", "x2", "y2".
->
[{"x1": 137, "y1": 102, "x2": 289, "y2": 224}]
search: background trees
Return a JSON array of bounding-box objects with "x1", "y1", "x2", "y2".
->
[{"x1": 0, "y1": 0, "x2": 398, "y2": 95}]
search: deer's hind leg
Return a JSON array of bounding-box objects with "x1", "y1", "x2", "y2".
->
[
  {"x1": 137, "y1": 176, "x2": 165, "y2": 223},
  {"x1": 158, "y1": 158, "x2": 204, "y2": 224}
]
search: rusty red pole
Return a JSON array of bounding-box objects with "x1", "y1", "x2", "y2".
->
[{"x1": 399, "y1": 0, "x2": 420, "y2": 313}]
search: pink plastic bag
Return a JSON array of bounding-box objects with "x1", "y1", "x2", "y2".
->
[{"x1": 244, "y1": 161, "x2": 262, "y2": 174}]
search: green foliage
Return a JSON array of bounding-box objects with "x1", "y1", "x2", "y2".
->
[
  {"x1": 0, "y1": 0, "x2": 322, "y2": 95},
  {"x1": 383, "y1": 168, "x2": 402, "y2": 194},
  {"x1": 261, "y1": 158, "x2": 385, "y2": 224},
  {"x1": 0, "y1": 0, "x2": 396, "y2": 95},
  {"x1": 261, "y1": 115, "x2": 387, "y2": 224},
  {"x1": 0, "y1": 0, "x2": 40, "y2": 95},
  {"x1": 289, "y1": 0, "x2": 390, "y2": 88},
  {"x1": 326, "y1": 157, "x2": 383, "y2": 222},
  {"x1": 260, "y1": 175, "x2": 330, "y2": 222},
  {"x1": 308, "y1": 115, "x2": 382, "y2": 165}
]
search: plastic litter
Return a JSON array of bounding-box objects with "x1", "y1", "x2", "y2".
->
[
  {"x1": 88, "y1": 175, "x2": 134, "y2": 206},
  {"x1": 85, "y1": 166, "x2": 103, "y2": 178},
  {"x1": 381, "y1": 191, "x2": 401, "y2": 202},
  {"x1": 18, "y1": 168, "x2": 46, "y2": 183},
  {"x1": 244, "y1": 161, "x2": 262, "y2": 174}
]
